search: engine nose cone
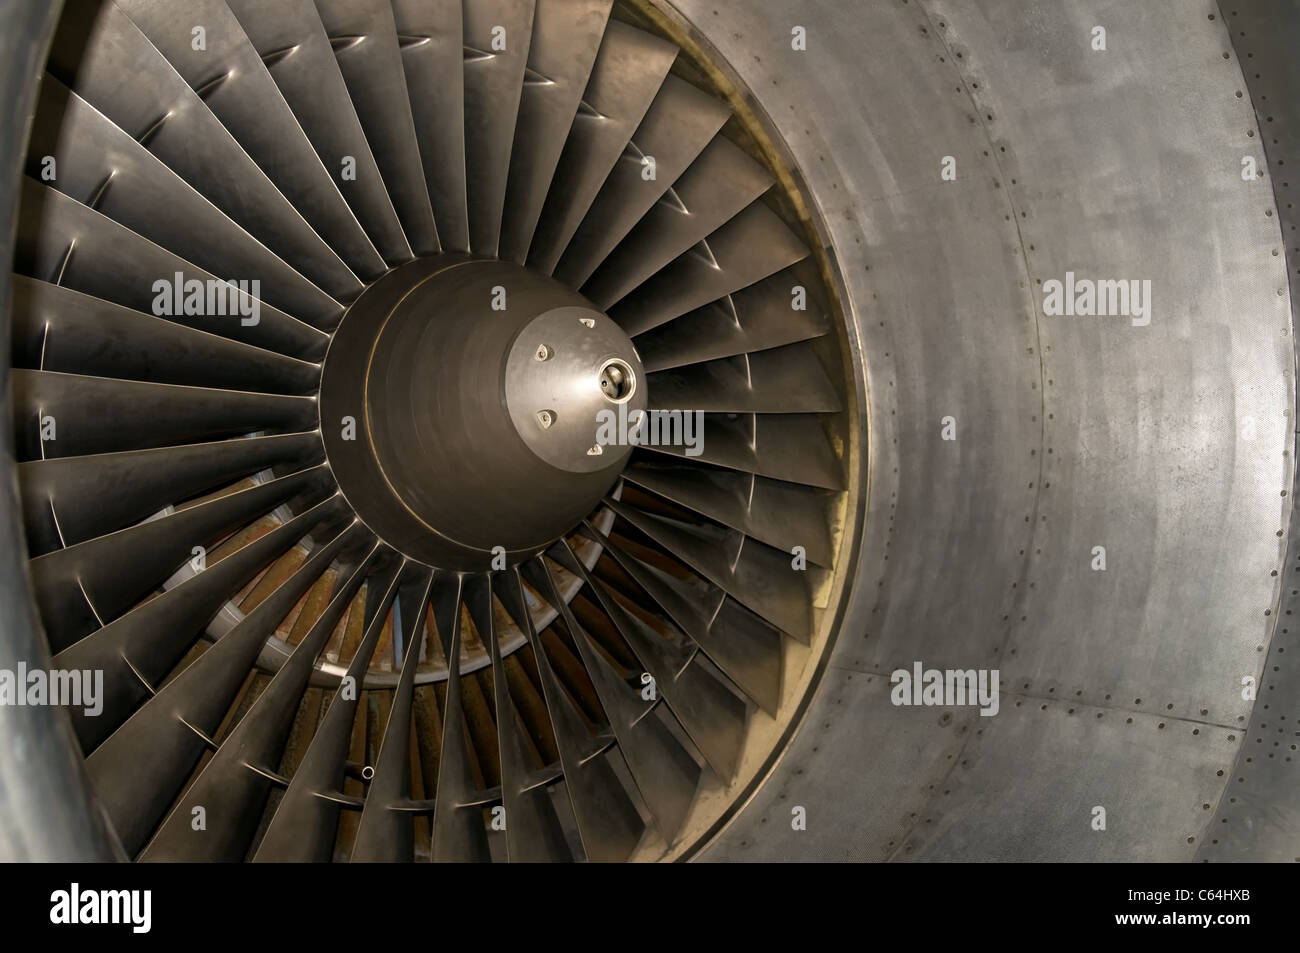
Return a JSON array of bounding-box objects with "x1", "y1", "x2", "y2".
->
[
  {"x1": 320, "y1": 257, "x2": 642, "y2": 570},
  {"x1": 504, "y1": 306, "x2": 645, "y2": 474}
]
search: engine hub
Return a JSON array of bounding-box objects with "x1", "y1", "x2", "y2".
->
[{"x1": 320, "y1": 256, "x2": 645, "y2": 570}]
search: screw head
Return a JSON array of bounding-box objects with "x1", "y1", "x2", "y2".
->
[
  {"x1": 535, "y1": 344, "x2": 552, "y2": 361},
  {"x1": 536, "y1": 409, "x2": 555, "y2": 429}
]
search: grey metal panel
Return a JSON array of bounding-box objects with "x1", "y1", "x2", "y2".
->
[
  {"x1": 1199, "y1": 0, "x2": 1300, "y2": 863},
  {"x1": 688, "y1": 0, "x2": 1294, "y2": 862},
  {"x1": 931, "y1": 0, "x2": 1288, "y2": 735},
  {"x1": 1201, "y1": 475, "x2": 1300, "y2": 861},
  {"x1": 699, "y1": 672, "x2": 974, "y2": 862},
  {"x1": 899, "y1": 697, "x2": 1238, "y2": 862}
]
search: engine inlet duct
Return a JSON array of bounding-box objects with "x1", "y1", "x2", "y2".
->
[{"x1": 2, "y1": 0, "x2": 858, "y2": 862}]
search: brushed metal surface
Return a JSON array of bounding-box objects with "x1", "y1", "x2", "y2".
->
[
  {"x1": 1197, "y1": 0, "x2": 1300, "y2": 864},
  {"x1": 689, "y1": 0, "x2": 1295, "y2": 862}
]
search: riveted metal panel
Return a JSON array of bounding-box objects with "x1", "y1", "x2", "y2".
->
[{"x1": 688, "y1": 0, "x2": 1295, "y2": 862}]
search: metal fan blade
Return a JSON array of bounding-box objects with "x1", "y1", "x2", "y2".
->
[
  {"x1": 28, "y1": 76, "x2": 349, "y2": 322},
  {"x1": 314, "y1": 0, "x2": 439, "y2": 255},
  {"x1": 392, "y1": 0, "x2": 469, "y2": 252},
  {"x1": 584, "y1": 520, "x2": 783, "y2": 714},
  {"x1": 527, "y1": 19, "x2": 676, "y2": 274},
  {"x1": 351, "y1": 567, "x2": 436, "y2": 861},
  {"x1": 526, "y1": 554, "x2": 699, "y2": 843},
  {"x1": 10, "y1": 368, "x2": 318, "y2": 461},
  {"x1": 56, "y1": 495, "x2": 346, "y2": 753},
  {"x1": 496, "y1": 566, "x2": 644, "y2": 861},
  {"x1": 466, "y1": 574, "x2": 573, "y2": 862},
  {"x1": 429, "y1": 571, "x2": 492, "y2": 862},
  {"x1": 139, "y1": 544, "x2": 385, "y2": 861},
  {"x1": 553, "y1": 74, "x2": 729, "y2": 287},
  {"x1": 559, "y1": 540, "x2": 747, "y2": 782},
  {"x1": 30, "y1": 465, "x2": 332, "y2": 652},
  {"x1": 18, "y1": 431, "x2": 322, "y2": 555},
  {"x1": 623, "y1": 461, "x2": 835, "y2": 568},
  {"x1": 10, "y1": 276, "x2": 320, "y2": 396},
  {"x1": 497, "y1": 0, "x2": 612, "y2": 264},
  {"x1": 15, "y1": 179, "x2": 329, "y2": 361},
  {"x1": 581, "y1": 136, "x2": 772, "y2": 309},
  {"x1": 86, "y1": 521, "x2": 363, "y2": 857},
  {"x1": 610, "y1": 201, "x2": 809, "y2": 338},
  {"x1": 46, "y1": 0, "x2": 350, "y2": 321},
  {"x1": 225, "y1": 0, "x2": 413, "y2": 264},
  {"x1": 645, "y1": 342, "x2": 841, "y2": 414},
  {"x1": 634, "y1": 267, "x2": 831, "y2": 372},
  {"x1": 640, "y1": 412, "x2": 844, "y2": 491},
  {"x1": 253, "y1": 558, "x2": 406, "y2": 861},
  {"x1": 462, "y1": 0, "x2": 535, "y2": 256},
  {"x1": 113, "y1": 0, "x2": 383, "y2": 284},
  {"x1": 604, "y1": 495, "x2": 816, "y2": 642}
]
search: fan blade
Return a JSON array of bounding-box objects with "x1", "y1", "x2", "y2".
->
[
  {"x1": 225, "y1": 0, "x2": 413, "y2": 263},
  {"x1": 86, "y1": 521, "x2": 364, "y2": 857},
  {"x1": 585, "y1": 521, "x2": 782, "y2": 714},
  {"x1": 611, "y1": 202, "x2": 809, "y2": 338},
  {"x1": 10, "y1": 369, "x2": 318, "y2": 461},
  {"x1": 623, "y1": 462, "x2": 835, "y2": 568},
  {"x1": 554, "y1": 74, "x2": 729, "y2": 287},
  {"x1": 30, "y1": 465, "x2": 332, "y2": 652},
  {"x1": 392, "y1": 0, "x2": 469, "y2": 252},
  {"x1": 430, "y1": 572, "x2": 493, "y2": 861},
  {"x1": 462, "y1": 0, "x2": 535, "y2": 257},
  {"x1": 11, "y1": 276, "x2": 319, "y2": 395},
  {"x1": 640, "y1": 412, "x2": 844, "y2": 490},
  {"x1": 18, "y1": 431, "x2": 322, "y2": 555},
  {"x1": 112, "y1": 0, "x2": 384, "y2": 283},
  {"x1": 526, "y1": 555, "x2": 699, "y2": 843},
  {"x1": 527, "y1": 19, "x2": 675, "y2": 274},
  {"x1": 581, "y1": 137, "x2": 772, "y2": 308},
  {"x1": 559, "y1": 540, "x2": 746, "y2": 782},
  {"x1": 28, "y1": 76, "x2": 350, "y2": 321},
  {"x1": 644, "y1": 342, "x2": 841, "y2": 414},
  {"x1": 497, "y1": 0, "x2": 612, "y2": 264},
  {"x1": 634, "y1": 267, "x2": 831, "y2": 372},
  {"x1": 605, "y1": 496, "x2": 816, "y2": 642},
  {"x1": 139, "y1": 544, "x2": 385, "y2": 861},
  {"x1": 86, "y1": 522, "x2": 363, "y2": 856},
  {"x1": 467, "y1": 574, "x2": 573, "y2": 862},
  {"x1": 314, "y1": 0, "x2": 439, "y2": 255},
  {"x1": 46, "y1": 0, "x2": 350, "y2": 321},
  {"x1": 351, "y1": 567, "x2": 436, "y2": 861},
  {"x1": 15, "y1": 179, "x2": 328, "y2": 361},
  {"x1": 497, "y1": 567, "x2": 644, "y2": 861},
  {"x1": 253, "y1": 558, "x2": 406, "y2": 861},
  {"x1": 56, "y1": 495, "x2": 346, "y2": 752}
]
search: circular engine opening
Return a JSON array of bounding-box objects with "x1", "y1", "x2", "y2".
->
[
  {"x1": 597, "y1": 358, "x2": 637, "y2": 403},
  {"x1": 6, "y1": 0, "x2": 865, "y2": 863}
]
